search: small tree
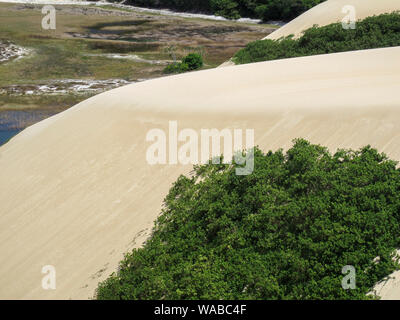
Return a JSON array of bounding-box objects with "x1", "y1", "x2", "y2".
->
[
  {"x1": 182, "y1": 53, "x2": 204, "y2": 70},
  {"x1": 163, "y1": 53, "x2": 203, "y2": 74}
]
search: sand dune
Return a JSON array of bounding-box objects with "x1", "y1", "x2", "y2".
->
[
  {"x1": 265, "y1": 0, "x2": 400, "y2": 40},
  {"x1": 219, "y1": 0, "x2": 400, "y2": 68},
  {"x1": 0, "y1": 46, "x2": 400, "y2": 299}
]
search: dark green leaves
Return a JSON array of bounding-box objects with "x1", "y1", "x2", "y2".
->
[
  {"x1": 234, "y1": 12, "x2": 400, "y2": 64},
  {"x1": 163, "y1": 53, "x2": 204, "y2": 74},
  {"x1": 97, "y1": 139, "x2": 400, "y2": 300}
]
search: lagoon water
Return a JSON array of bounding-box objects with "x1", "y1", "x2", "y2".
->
[
  {"x1": 0, "y1": 129, "x2": 20, "y2": 146},
  {"x1": 0, "y1": 109, "x2": 59, "y2": 146}
]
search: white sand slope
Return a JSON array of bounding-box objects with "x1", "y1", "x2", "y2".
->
[
  {"x1": 0, "y1": 46, "x2": 400, "y2": 299},
  {"x1": 265, "y1": 0, "x2": 400, "y2": 40}
]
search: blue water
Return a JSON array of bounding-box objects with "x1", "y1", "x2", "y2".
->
[
  {"x1": 0, "y1": 129, "x2": 20, "y2": 146},
  {"x1": 0, "y1": 109, "x2": 59, "y2": 147}
]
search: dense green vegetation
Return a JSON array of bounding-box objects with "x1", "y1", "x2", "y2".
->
[
  {"x1": 97, "y1": 139, "x2": 400, "y2": 300},
  {"x1": 110, "y1": 0, "x2": 325, "y2": 21},
  {"x1": 164, "y1": 53, "x2": 204, "y2": 74},
  {"x1": 233, "y1": 12, "x2": 400, "y2": 64}
]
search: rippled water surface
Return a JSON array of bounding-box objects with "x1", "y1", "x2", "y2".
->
[
  {"x1": 0, "y1": 129, "x2": 20, "y2": 146},
  {"x1": 0, "y1": 109, "x2": 59, "y2": 146}
]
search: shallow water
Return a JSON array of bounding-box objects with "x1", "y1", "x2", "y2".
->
[
  {"x1": 0, "y1": 109, "x2": 60, "y2": 146},
  {"x1": 0, "y1": 129, "x2": 20, "y2": 146}
]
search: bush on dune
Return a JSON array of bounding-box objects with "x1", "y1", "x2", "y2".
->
[
  {"x1": 97, "y1": 139, "x2": 400, "y2": 300},
  {"x1": 233, "y1": 12, "x2": 400, "y2": 64}
]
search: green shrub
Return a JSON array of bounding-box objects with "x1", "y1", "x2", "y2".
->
[
  {"x1": 97, "y1": 139, "x2": 400, "y2": 300},
  {"x1": 254, "y1": 0, "x2": 308, "y2": 21},
  {"x1": 163, "y1": 53, "x2": 203, "y2": 74},
  {"x1": 163, "y1": 62, "x2": 188, "y2": 74},
  {"x1": 233, "y1": 12, "x2": 400, "y2": 64},
  {"x1": 210, "y1": 0, "x2": 241, "y2": 20},
  {"x1": 182, "y1": 53, "x2": 204, "y2": 70}
]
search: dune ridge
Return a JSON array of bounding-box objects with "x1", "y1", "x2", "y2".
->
[{"x1": 265, "y1": 0, "x2": 400, "y2": 40}]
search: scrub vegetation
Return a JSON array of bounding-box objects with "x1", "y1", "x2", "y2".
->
[
  {"x1": 97, "y1": 139, "x2": 400, "y2": 300},
  {"x1": 163, "y1": 53, "x2": 204, "y2": 74},
  {"x1": 233, "y1": 12, "x2": 400, "y2": 64}
]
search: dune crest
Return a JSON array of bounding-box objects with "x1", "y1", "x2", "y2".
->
[{"x1": 265, "y1": 0, "x2": 400, "y2": 40}]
